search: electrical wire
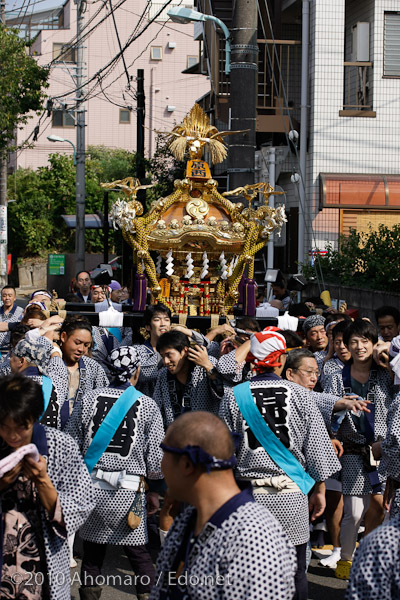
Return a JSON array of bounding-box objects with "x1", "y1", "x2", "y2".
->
[
  {"x1": 82, "y1": 0, "x2": 185, "y2": 105},
  {"x1": 49, "y1": 0, "x2": 176, "y2": 100}
]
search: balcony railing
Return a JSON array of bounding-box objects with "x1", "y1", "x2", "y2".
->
[
  {"x1": 212, "y1": 38, "x2": 301, "y2": 109},
  {"x1": 341, "y1": 62, "x2": 375, "y2": 116}
]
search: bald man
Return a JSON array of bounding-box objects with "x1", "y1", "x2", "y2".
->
[{"x1": 150, "y1": 412, "x2": 296, "y2": 600}]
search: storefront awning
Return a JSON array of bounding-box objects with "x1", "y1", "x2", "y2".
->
[{"x1": 319, "y1": 174, "x2": 400, "y2": 209}]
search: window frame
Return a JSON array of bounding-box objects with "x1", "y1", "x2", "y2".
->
[
  {"x1": 52, "y1": 42, "x2": 76, "y2": 63},
  {"x1": 150, "y1": 46, "x2": 163, "y2": 61},
  {"x1": 383, "y1": 12, "x2": 400, "y2": 79},
  {"x1": 186, "y1": 55, "x2": 198, "y2": 69},
  {"x1": 119, "y1": 109, "x2": 131, "y2": 124},
  {"x1": 52, "y1": 110, "x2": 76, "y2": 128}
]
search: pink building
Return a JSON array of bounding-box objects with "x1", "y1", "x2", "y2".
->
[{"x1": 16, "y1": 0, "x2": 210, "y2": 169}]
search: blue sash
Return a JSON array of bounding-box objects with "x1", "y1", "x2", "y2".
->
[
  {"x1": 84, "y1": 386, "x2": 142, "y2": 472},
  {"x1": 107, "y1": 327, "x2": 122, "y2": 342},
  {"x1": 233, "y1": 381, "x2": 315, "y2": 495},
  {"x1": 40, "y1": 375, "x2": 53, "y2": 422}
]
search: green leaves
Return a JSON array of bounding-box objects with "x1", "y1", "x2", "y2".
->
[
  {"x1": 0, "y1": 26, "x2": 49, "y2": 153},
  {"x1": 7, "y1": 143, "x2": 184, "y2": 259},
  {"x1": 301, "y1": 224, "x2": 400, "y2": 293}
]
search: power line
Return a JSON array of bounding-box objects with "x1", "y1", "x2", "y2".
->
[
  {"x1": 49, "y1": 0, "x2": 176, "y2": 101},
  {"x1": 82, "y1": 0, "x2": 185, "y2": 105}
]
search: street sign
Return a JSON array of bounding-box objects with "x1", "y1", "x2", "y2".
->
[{"x1": 48, "y1": 254, "x2": 65, "y2": 275}]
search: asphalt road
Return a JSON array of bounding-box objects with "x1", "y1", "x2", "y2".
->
[{"x1": 70, "y1": 538, "x2": 349, "y2": 600}]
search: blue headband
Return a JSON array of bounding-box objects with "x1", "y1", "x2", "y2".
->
[{"x1": 160, "y1": 433, "x2": 241, "y2": 474}]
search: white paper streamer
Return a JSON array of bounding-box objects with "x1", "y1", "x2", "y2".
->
[
  {"x1": 227, "y1": 255, "x2": 235, "y2": 277},
  {"x1": 156, "y1": 254, "x2": 162, "y2": 274},
  {"x1": 219, "y1": 251, "x2": 228, "y2": 280},
  {"x1": 166, "y1": 250, "x2": 174, "y2": 276},
  {"x1": 185, "y1": 252, "x2": 194, "y2": 279},
  {"x1": 200, "y1": 251, "x2": 209, "y2": 280}
]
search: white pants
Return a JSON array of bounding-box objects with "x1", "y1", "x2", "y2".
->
[{"x1": 340, "y1": 495, "x2": 370, "y2": 561}]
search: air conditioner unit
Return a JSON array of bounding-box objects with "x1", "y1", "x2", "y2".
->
[
  {"x1": 168, "y1": 41, "x2": 176, "y2": 49},
  {"x1": 352, "y1": 22, "x2": 369, "y2": 62},
  {"x1": 167, "y1": 105, "x2": 176, "y2": 112}
]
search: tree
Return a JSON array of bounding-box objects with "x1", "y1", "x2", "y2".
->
[
  {"x1": 301, "y1": 225, "x2": 400, "y2": 293},
  {"x1": 0, "y1": 26, "x2": 49, "y2": 153},
  {"x1": 7, "y1": 142, "x2": 185, "y2": 259}
]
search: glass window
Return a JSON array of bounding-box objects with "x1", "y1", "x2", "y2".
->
[
  {"x1": 53, "y1": 42, "x2": 76, "y2": 63},
  {"x1": 187, "y1": 55, "x2": 198, "y2": 69},
  {"x1": 151, "y1": 46, "x2": 162, "y2": 60},
  {"x1": 119, "y1": 109, "x2": 131, "y2": 123},
  {"x1": 52, "y1": 110, "x2": 75, "y2": 127}
]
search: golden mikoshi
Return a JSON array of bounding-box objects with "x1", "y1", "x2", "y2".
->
[{"x1": 103, "y1": 104, "x2": 286, "y2": 316}]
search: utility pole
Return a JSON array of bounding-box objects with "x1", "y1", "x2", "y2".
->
[
  {"x1": 75, "y1": 0, "x2": 86, "y2": 274},
  {"x1": 122, "y1": 69, "x2": 145, "y2": 287},
  {"x1": 136, "y1": 69, "x2": 145, "y2": 185},
  {"x1": 227, "y1": 0, "x2": 257, "y2": 191},
  {"x1": 0, "y1": 0, "x2": 8, "y2": 286}
]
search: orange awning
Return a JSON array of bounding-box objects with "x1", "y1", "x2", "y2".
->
[{"x1": 319, "y1": 174, "x2": 400, "y2": 209}]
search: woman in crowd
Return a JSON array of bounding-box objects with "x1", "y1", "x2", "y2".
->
[{"x1": 0, "y1": 375, "x2": 95, "y2": 600}]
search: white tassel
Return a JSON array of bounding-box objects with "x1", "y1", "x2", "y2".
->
[
  {"x1": 185, "y1": 252, "x2": 194, "y2": 279},
  {"x1": 219, "y1": 251, "x2": 228, "y2": 280},
  {"x1": 166, "y1": 250, "x2": 174, "y2": 276},
  {"x1": 156, "y1": 254, "x2": 162, "y2": 274},
  {"x1": 200, "y1": 251, "x2": 209, "y2": 280}
]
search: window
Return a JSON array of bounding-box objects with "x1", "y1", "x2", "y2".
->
[
  {"x1": 187, "y1": 55, "x2": 198, "y2": 69},
  {"x1": 52, "y1": 110, "x2": 75, "y2": 127},
  {"x1": 147, "y1": 1, "x2": 194, "y2": 22},
  {"x1": 53, "y1": 42, "x2": 76, "y2": 63},
  {"x1": 150, "y1": 46, "x2": 162, "y2": 60},
  {"x1": 119, "y1": 109, "x2": 131, "y2": 124},
  {"x1": 384, "y1": 12, "x2": 400, "y2": 77}
]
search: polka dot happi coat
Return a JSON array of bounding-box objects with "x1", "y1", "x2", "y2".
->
[
  {"x1": 323, "y1": 366, "x2": 394, "y2": 495},
  {"x1": 65, "y1": 385, "x2": 164, "y2": 546},
  {"x1": 150, "y1": 501, "x2": 296, "y2": 600},
  {"x1": 346, "y1": 513, "x2": 400, "y2": 600},
  {"x1": 220, "y1": 378, "x2": 341, "y2": 545}
]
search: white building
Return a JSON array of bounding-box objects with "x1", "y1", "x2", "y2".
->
[{"x1": 199, "y1": 0, "x2": 400, "y2": 271}]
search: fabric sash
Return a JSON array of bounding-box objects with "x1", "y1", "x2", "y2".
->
[
  {"x1": 107, "y1": 327, "x2": 122, "y2": 342},
  {"x1": 341, "y1": 363, "x2": 377, "y2": 444},
  {"x1": 61, "y1": 358, "x2": 87, "y2": 430},
  {"x1": 101, "y1": 330, "x2": 115, "y2": 356},
  {"x1": 233, "y1": 381, "x2": 315, "y2": 495},
  {"x1": 84, "y1": 386, "x2": 143, "y2": 472},
  {"x1": 40, "y1": 375, "x2": 54, "y2": 422}
]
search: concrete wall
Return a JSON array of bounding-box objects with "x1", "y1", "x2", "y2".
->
[{"x1": 304, "y1": 282, "x2": 400, "y2": 323}]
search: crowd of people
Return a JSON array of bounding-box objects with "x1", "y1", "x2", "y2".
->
[{"x1": 0, "y1": 272, "x2": 399, "y2": 599}]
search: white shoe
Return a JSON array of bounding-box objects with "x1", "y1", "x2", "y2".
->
[{"x1": 319, "y1": 547, "x2": 341, "y2": 569}]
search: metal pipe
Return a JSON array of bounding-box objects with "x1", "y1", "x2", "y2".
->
[{"x1": 298, "y1": 0, "x2": 310, "y2": 269}]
